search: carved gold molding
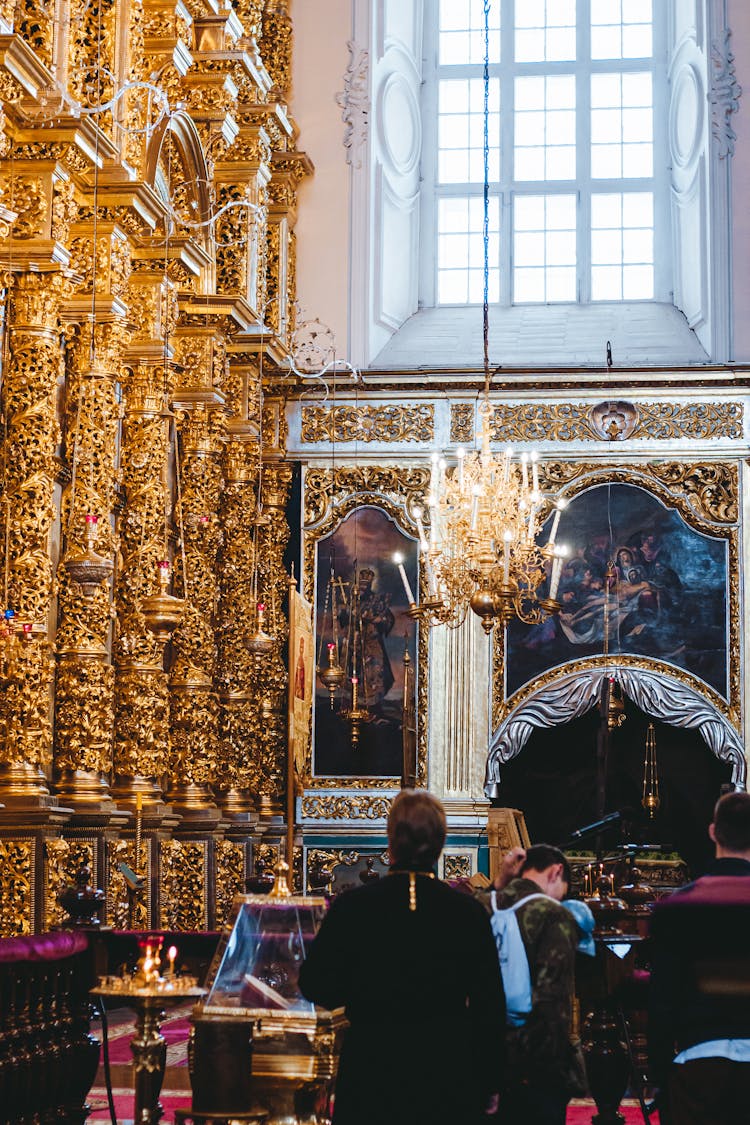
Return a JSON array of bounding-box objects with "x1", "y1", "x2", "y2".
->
[
  {"x1": 301, "y1": 404, "x2": 435, "y2": 444},
  {"x1": 301, "y1": 794, "x2": 394, "y2": 819},
  {"x1": 481, "y1": 402, "x2": 744, "y2": 443}
]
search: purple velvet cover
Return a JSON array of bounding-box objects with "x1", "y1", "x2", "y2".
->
[{"x1": 0, "y1": 931, "x2": 88, "y2": 963}]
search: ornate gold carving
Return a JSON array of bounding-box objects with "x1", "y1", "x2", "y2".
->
[
  {"x1": 217, "y1": 441, "x2": 260, "y2": 803},
  {"x1": 301, "y1": 404, "x2": 435, "y2": 445},
  {"x1": 450, "y1": 403, "x2": 474, "y2": 444},
  {"x1": 168, "y1": 403, "x2": 224, "y2": 806},
  {"x1": 261, "y1": 2, "x2": 293, "y2": 98},
  {"x1": 301, "y1": 794, "x2": 393, "y2": 820},
  {"x1": 44, "y1": 837, "x2": 95, "y2": 930},
  {"x1": 0, "y1": 273, "x2": 64, "y2": 782},
  {"x1": 305, "y1": 848, "x2": 390, "y2": 894},
  {"x1": 107, "y1": 838, "x2": 150, "y2": 929},
  {"x1": 0, "y1": 176, "x2": 46, "y2": 239},
  {"x1": 303, "y1": 466, "x2": 429, "y2": 531},
  {"x1": 160, "y1": 839, "x2": 208, "y2": 930},
  {"x1": 646, "y1": 462, "x2": 738, "y2": 524},
  {"x1": 490, "y1": 402, "x2": 744, "y2": 443},
  {"x1": 215, "y1": 839, "x2": 246, "y2": 927},
  {"x1": 443, "y1": 854, "x2": 472, "y2": 880},
  {"x1": 0, "y1": 840, "x2": 33, "y2": 936},
  {"x1": 537, "y1": 461, "x2": 738, "y2": 527}
]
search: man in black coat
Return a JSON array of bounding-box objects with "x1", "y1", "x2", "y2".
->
[
  {"x1": 649, "y1": 790, "x2": 750, "y2": 1124},
  {"x1": 299, "y1": 789, "x2": 506, "y2": 1125}
]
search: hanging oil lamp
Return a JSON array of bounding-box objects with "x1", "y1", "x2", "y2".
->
[
  {"x1": 247, "y1": 600, "x2": 274, "y2": 654},
  {"x1": 142, "y1": 559, "x2": 185, "y2": 643},
  {"x1": 317, "y1": 640, "x2": 346, "y2": 705},
  {"x1": 63, "y1": 513, "x2": 114, "y2": 598},
  {"x1": 642, "y1": 722, "x2": 660, "y2": 817}
]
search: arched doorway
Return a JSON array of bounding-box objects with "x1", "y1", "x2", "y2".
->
[{"x1": 486, "y1": 667, "x2": 745, "y2": 877}]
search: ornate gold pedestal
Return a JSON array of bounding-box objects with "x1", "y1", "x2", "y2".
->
[{"x1": 190, "y1": 1005, "x2": 347, "y2": 1125}]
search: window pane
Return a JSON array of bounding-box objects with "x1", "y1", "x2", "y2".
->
[
  {"x1": 591, "y1": 73, "x2": 652, "y2": 180},
  {"x1": 438, "y1": 79, "x2": 500, "y2": 185},
  {"x1": 437, "y1": 196, "x2": 500, "y2": 305},
  {"x1": 515, "y1": 76, "x2": 576, "y2": 182},
  {"x1": 513, "y1": 193, "x2": 576, "y2": 302},
  {"x1": 514, "y1": 268, "x2": 546, "y2": 302},
  {"x1": 591, "y1": 191, "x2": 653, "y2": 301},
  {"x1": 591, "y1": 0, "x2": 652, "y2": 61},
  {"x1": 515, "y1": 0, "x2": 576, "y2": 62},
  {"x1": 623, "y1": 264, "x2": 653, "y2": 298},
  {"x1": 592, "y1": 265, "x2": 622, "y2": 300},
  {"x1": 439, "y1": 0, "x2": 501, "y2": 64}
]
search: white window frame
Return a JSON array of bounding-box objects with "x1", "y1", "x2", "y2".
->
[
  {"x1": 347, "y1": 0, "x2": 736, "y2": 365},
  {"x1": 420, "y1": 0, "x2": 671, "y2": 308}
]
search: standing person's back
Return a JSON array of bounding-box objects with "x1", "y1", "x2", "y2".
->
[
  {"x1": 649, "y1": 790, "x2": 750, "y2": 1124},
  {"x1": 491, "y1": 844, "x2": 583, "y2": 1125},
  {"x1": 299, "y1": 790, "x2": 505, "y2": 1125}
]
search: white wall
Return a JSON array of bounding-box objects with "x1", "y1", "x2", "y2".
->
[
  {"x1": 730, "y1": 0, "x2": 750, "y2": 361},
  {"x1": 291, "y1": 0, "x2": 352, "y2": 359}
]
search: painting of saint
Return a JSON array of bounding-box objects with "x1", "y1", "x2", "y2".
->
[
  {"x1": 506, "y1": 483, "x2": 728, "y2": 699},
  {"x1": 313, "y1": 506, "x2": 418, "y2": 777}
]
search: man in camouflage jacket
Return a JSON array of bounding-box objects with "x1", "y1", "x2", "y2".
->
[{"x1": 490, "y1": 844, "x2": 584, "y2": 1125}]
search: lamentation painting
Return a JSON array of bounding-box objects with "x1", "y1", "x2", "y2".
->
[
  {"x1": 506, "y1": 483, "x2": 729, "y2": 699},
  {"x1": 313, "y1": 506, "x2": 418, "y2": 777}
]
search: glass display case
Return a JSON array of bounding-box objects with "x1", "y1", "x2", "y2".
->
[
  {"x1": 202, "y1": 893, "x2": 326, "y2": 1015},
  {"x1": 190, "y1": 886, "x2": 347, "y2": 1124}
]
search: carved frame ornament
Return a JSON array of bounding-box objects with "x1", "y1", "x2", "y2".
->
[
  {"x1": 492, "y1": 460, "x2": 740, "y2": 743},
  {"x1": 302, "y1": 465, "x2": 429, "y2": 790}
]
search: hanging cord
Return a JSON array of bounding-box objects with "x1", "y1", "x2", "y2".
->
[
  {"x1": 482, "y1": 0, "x2": 491, "y2": 397},
  {"x1": 96, "y1": 998, "x2": 118, "y2": 1125},
  {"x1": 172, "y1": 414, "x2": 189, "y2": 600}
]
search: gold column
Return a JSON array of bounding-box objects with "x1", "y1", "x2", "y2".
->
[
  {"x1": 216, "y1": 439, "x2": 260, "y2": 820},
  {"x1": 0, "y1": 269, "x2": 65, "y2": 804},
  {"x1": 54, "y1": 223, "x2": 131, "y2": 811},
  {"x1": 112, "y1": 275, "x2": 178, "y2": 814},
  {"x1": 261, "y1": 0, "x2": 293, "y2": 103},
  {"x1": 166, "y1": 394, "x2": 224, "y2": 824},
  {"x1": 253, "y1": 461, "x2": 293, "y2": 819}
]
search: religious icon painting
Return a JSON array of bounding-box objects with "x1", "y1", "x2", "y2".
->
[
  {"x1": 506, "y1": 482, "x2": 729, "y2": 701},
  {"x1": 312, "y1": 505, "x2": 418, "y2": 778}
]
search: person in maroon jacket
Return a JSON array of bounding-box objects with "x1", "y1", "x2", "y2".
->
[
  {"x1": 299, "y1": 789, "x2": 506, "y2": 1125},
  {"x1": 649, "y1": 790, "x2": 750, "y2": 1124}
]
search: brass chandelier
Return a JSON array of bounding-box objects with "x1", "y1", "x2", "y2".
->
[
  {"x1": 402, "y1": 0, "x2": 567, "y2": 635},
  {"x1": 407, "y1": 423, "x2": 567, "y2": 634}
]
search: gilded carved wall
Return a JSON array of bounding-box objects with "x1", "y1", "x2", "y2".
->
[
  {"x1": 0, "y1": 0, "x2": 309, "y2": 933},
  {"x1": 0, "y1": 1, "x2": 747, "y2": 935}
]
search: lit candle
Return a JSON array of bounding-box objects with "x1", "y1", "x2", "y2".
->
[
  {"x1": 413, "y1": 506, "x2": 429, "y2": 552},
  {"x1": 429, "y1": 453, "x2": 440, "y2": 502},
  {"x1": 549, "y1": 547, "x2": 566, "y2": 601},
  {"x1": 167, "y1": 945, "x2": 177, "y2": 978},
  {"x1": 531, "y1": 450, "x2": 539, "y2": 492},
  {"x1": 547, "y1": 498, "x2": 567, "y2": 548},
  {"x1": 503, "y1": 447, "x2": 512, "y2": 484},
  {"x1": 438, "y1": 457, "x2": 446, "y2": 497},
  {"x1": 521, "y1": 452, "x2": 529, "y2": 490},
  {"x1": 470, "y1": 486, "x2": 481, "y2": 531},
  {"x1": 527, "y1": 492, "x2": 540, "y2": 541},
  {"x1": 456, "y1": 447, "x2": 465, "y2": 492},
  {"x1": 503, "y1": 531, "x2": 513, "y2": 584},
  {"x1": 393, "y1": 553, "x2": 415, "y2": 605}
]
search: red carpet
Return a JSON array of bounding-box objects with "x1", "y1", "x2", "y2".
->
[{"x1": 89, "y1": 1012, "x2": 658, "y2": 1123}]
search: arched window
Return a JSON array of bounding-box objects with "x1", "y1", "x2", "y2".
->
[
  {"x1": 342, "y1": 0, "x2": 738, "y2": 366},
  {"x1": 422, "y1": 0, "x2": 669, "y2": 306}
]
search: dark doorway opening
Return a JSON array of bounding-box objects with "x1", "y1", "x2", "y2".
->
[{"x1": 493, "y1": 696, "x2": 732, "y2": 878}]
